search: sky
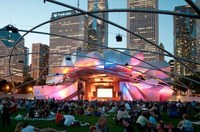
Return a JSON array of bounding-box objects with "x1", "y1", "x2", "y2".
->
[{"x1": 0, "y1": 0, "x2": 191, "y2": 62}]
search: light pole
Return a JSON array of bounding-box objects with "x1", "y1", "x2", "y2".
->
[{"x1": 6, "y1": 85, "x2": 9, "y2": 93}]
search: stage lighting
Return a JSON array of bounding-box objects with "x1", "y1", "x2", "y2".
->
[
  {"x1": 17, "y1": 60, "x2": 24, "y2": 63},
  {"x1": 66, "y1": 57, "x2": 71, "y2": 60},
  {"x1": 125, "y1": 63, "x2": 129, "y2": 66},
  {"x1": 116, "y1": 34, "x2": 122, "y2": 42}
]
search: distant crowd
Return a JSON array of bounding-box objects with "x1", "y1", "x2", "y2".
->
[{"x1": 0, "y1": 96, "x2": 200, "y2": 132}]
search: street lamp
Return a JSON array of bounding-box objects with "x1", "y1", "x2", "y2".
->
[
  {"x1": 6, "y1": 85, "x2": 9, "y2": 93},
  {"x1": 28, "y1": 87, "x2": 33, "y2": 94}
]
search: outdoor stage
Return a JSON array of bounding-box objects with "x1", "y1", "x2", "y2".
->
[{"x1": 34, "y1": 50, "x2": 173, "y2": 101}]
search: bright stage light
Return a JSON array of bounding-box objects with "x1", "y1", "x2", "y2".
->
[{"x1": 97, "y1": 88, "x2": 113, "y2": 98}]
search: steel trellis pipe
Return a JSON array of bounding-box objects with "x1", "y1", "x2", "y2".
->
[
  {"x1": 8, "y1": 3, "x2": 200, "y2": 84},
  {"x1": 45, "y1": 0, "x2": 200, "y2": 80}
]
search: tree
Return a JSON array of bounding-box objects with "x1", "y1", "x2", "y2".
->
[
  {"x1": 174, "y1": 72, "x2": 200, "y2": 93},
  {"x1": 23, "y1": 77, "x2": 36, "y2": 87},
  {"x1": 0, "y1": 80, "x2": 7, "y2": 92},
  {"x1": 18, "y1": 77, "x2": 36, "y2": 94},
  {"x1": 38, "y1": 78, "x2": 46, "y2": 86}
]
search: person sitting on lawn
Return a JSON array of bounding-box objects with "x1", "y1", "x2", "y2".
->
[
  {"x1": 149, "y1": 111, "x2": 157, "y2": 131},
  {"x1": 156, "y1": 122, "x2": 165, "y2": 132},
  {"x1": 95, "y1": 117, "x2": 109, "y2": 132},
  {"x1": 62, "y1": 102, "x2": 69, "y2": 114},
  {"x1": 89, "y1": 125, "x2": 97, "y2": 132},
  {"x1": 136, "y1": 111, "x2": 151, "y2": 132},
  {"x1": 15, "y1": 122, "x2": 66, "y2": 132},
  {"x1": 122, "y1": 118, "x2": 134, "y2": 132},
  {"x1": 116, "y1": 105, "x2": 130, "y2": 124},
  {"x1": 76, "y1": 103, "x2": 84, "y2": 115},
  {"x1": 55, "y1": 109, "x2": 65, "y2": 126},
  {"x1": 177, "y1": 114, "x2": 194, "y2": 132},
  {"x1": 85, "y1": 104, "x2": 95, "y2": 116}
]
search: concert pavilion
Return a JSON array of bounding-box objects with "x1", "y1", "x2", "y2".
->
[{"x1": 34, "y1": 50, "x2": 173, "y2": 101}]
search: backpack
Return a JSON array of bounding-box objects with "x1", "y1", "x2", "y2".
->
[{"x1": 180, "y1": 120, "x2": 194, "y2": 132}]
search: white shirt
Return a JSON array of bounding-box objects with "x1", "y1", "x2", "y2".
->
[
  {"x1": 64, "y1": 115, "x2": 75, "y2": 126},
  {"x1": 117, "y1": 110, "x2": 130, "y2": 120},
  {"x1": 21, "y1": 125, "x2": 35, "y2": 132},
  {"x1": 125, "y1": 103, "x2": 131, "y2": 110},
  {"x1": 136, "y1": 115, "x2": 148, "y2": 126}
]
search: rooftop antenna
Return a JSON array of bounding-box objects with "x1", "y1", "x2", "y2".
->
[{"x1": 77, "y1": 0, "x2": 79, "y2": 8}]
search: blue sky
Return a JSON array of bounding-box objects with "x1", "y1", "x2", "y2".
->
[{"x1": 0, "y1": 0, "x2": 190, "y2": 62}]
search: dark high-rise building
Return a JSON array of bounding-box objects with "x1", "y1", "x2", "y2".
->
[
  {"x1": 168, "y1": 59, "x2": 175, "y2": 83},
  {"x1": 127, "y1": 0, "x2": 159, "y2": 61},
  {"x1": 87, "y1": 0, "x2": 108, "y2": 52},
  {"x1": 24, "y1": 47, "x2": 29, "y2": 78},
  {"x1": 174, "y1": 5, "x2": 199, "y2": 76},
  {"x1": 196, "y1": 0, "x2": 200, "y2": 71},
  {"x1": 0, "y1": 25, "x2": 25, "y2": 82},
  {"x1": 158, "y1": 43, "x2": 165, "y2": 61},
  {"x1": 31, "y1": 43, "x2": 49, "y2": 81},
  {"x1": 168, "y1": 59, "x2": 175, "y2": 74},
  {"x1": 49, "y1": 10, "x2": 88, "y2": 74}
]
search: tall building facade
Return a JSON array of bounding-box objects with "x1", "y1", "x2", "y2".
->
[
  {"x1": 0, "y1": 25, "x2": 25, "y2": 82},
  {"x1": 174, "y1": 5, "x2": 199, "y2": 76},
  {"x1": 127, "y1": 0, "x2": 159, "y2": 61},
  {"x1": 49, "y1": 10, "x2": 88, "y2": 74},
  {"x1": 158, "y1": 43, "x2": 165, "y2": 61},
  {"x1": 24, "y1": 47, "x2": 29, "y2": 78},
  {"x1": 87, "y1": 0, "x2": 108, "y2": 52},
  {"x1": 168, "y1": 59, "x2": 175, "y2": 74},
  {"x1": 196, "y1": 0, "x2": 200, "y2": 71},
  {"x1": 31, "y1": 43, "x2": 49, "y2": 80}
]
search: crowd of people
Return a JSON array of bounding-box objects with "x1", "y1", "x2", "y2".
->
[{"x1": 0, "y1": 96, "x2": 199, "y2": 132}]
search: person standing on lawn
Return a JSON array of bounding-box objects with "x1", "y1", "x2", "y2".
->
[{"x1": 0, "y1": 97, "x2": 15, "y2": 126}]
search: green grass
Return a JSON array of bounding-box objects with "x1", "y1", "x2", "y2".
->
[
  {"x1": 0, "y1": 109, "x2": 200, "y2": 132},
  {"x1": 0, "y1": 110, "x2": 124, "y2": 132}
]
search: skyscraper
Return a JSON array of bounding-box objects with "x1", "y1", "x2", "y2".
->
[
  {"x1": 174, "y1": 5, "x2": 199, "y2": 76},
  {"x1": 0, "y1": 25, "x2": 25, "y2": 82},
  {"x1": 158, "y1": 43, "x2": 165, "y2": 61},
  {"x1": 31, "y1": 43, "x2": 49, "y2": 81},
  {"x1": 168, "y1": 59, "x2": 175, "y2": 74},
  {"x1": 24, "y1": 47, "x2": 30, "y2": 78},
  {"x1": 87, "y1": 0, "x2": 108, "y2": 52},
  {"x1": 127, "y1": 0, "x2": 159, "y2": 61},
  {"x1": 49, "y1": 10, "x2": 88, "y2": 74},
  {"x1": 196, "y1": 0, "x2": 200, "y2": 71}
]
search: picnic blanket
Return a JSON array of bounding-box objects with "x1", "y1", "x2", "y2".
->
[{"x1": 11, "y1": 114, "x2": 55, "y2": 121}]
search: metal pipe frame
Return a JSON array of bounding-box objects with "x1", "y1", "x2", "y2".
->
[
  {"x1": 5, "y1": 49, "x2": 194, "y2": 91},
  {"x1": 6, "y1": 1, "x2": 200, "y2": 88},
  {"x1": 5, "y1": 29, "x2": 199, "y2": 90},
  {"x1": 45, "y1": 0, "x2": 200, "y2": 79},
  {"x1": 185, "y1": 0, "x2": 200, "y2": 15}
]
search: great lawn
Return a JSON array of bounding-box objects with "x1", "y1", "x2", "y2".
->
[{"x1": 1, "y1": 109, "x2": 200, "y2": 132}]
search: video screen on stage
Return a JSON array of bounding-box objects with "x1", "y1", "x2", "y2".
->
[{"x1": 97, "y1": 88, "x2": 113, "y2": 98}]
